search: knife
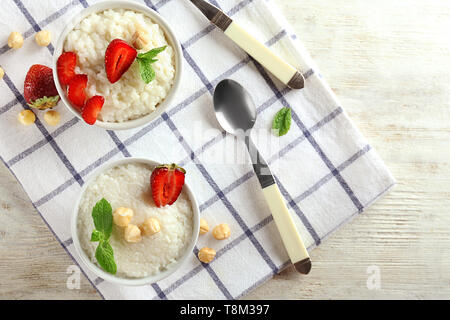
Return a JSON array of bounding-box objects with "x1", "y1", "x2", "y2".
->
[{"x1": 189, "y1": 0, "x2": 305, "y2": 89}]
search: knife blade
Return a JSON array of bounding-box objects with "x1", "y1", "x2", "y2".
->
[{"x1": 189, "y1": 0, "x2": 305, "y2": 89}]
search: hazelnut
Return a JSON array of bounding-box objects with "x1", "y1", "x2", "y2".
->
[
  {"x1": 124, "y1": 224, "x2": 142, "y2": 243},
  {"x1": 198, "y1": 247, "x2": 216, "y2": 264},
  {"x1": 8, "y1": 32, "x2": 24, "y2": 50},
  {"x1": 199, "y1": 218, "x2": 209, "y2": 235},
  {"x1": 44, "y1": 110, "x2": 60, "y2": 126},
  {"x1": 18, "y1": 110, "x2": 36, "y2": 125},
  {"x1": 35, "y1": 30, "x2": 51, "y2": 47},
  {"x1": 0, "y1": 67, "x2": 4, "y2": 80},
  {"x1": 212, "y1": 223, "x2": 231, "y2": 240},
  {"x1": 141, "y1": 217, "x2": 161, "y2": 236},
  {"x1": 132, "y1": 28, "x2": 150, "y2": 50},
  {"x1": 113, "y1": 207, "x2": 134, "y2": 227}
]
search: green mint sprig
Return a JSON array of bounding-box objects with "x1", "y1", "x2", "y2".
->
[
  {"x1": 90, "y1": 198, "x2": 117, "y2": 275},
  {"x1": 272, "y1": 107, "x2": 292, "y2": 136},
  {"x1": 136, "y1": 46, "x2": 167, "y2": 84}
]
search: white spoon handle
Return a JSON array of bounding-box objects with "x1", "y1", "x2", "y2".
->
[
  {"x1": 262, "y1": 183, "x2": 311, "y2": 274},
  {"x1": 245, "y1": 137, "x2": 311, "y2": 274}
]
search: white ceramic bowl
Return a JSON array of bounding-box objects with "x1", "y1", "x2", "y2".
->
[
  {"x1": 71, "y1": 157, "x2": 200, "y2": 286},
  {"x1": 52, "y1": 1, "x2": 183, "y2": 130}
]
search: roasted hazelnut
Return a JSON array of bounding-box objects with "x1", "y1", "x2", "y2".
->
[
  {"x1": 198, "y1": 247, "x2": 216, "y2": 264},
  {"x1": 132, "y1": 28, "x2": 150, "y2": 50},
  {"x1": 199, "y1": 218, "x2": 209, "y2": 235},
  {"x1": 8, "y1": 32, "x2": 23, "y2": 50},
  {"x1": 35, "y1": 30, "x2": 51, "y2": 47},
  {"x1": 18, "y1": 110, "x2": 36, "y2": 125},
  {"x1": 124, "y1": 224, "x2": 142, "y2": 243},
  {"x1": 113, "y1": 207, "x2": 134, "y2": 227},
  {"x1": 212, "y1": 223, "x2": 231, "y2": 240},
  {"x1": 44, "y1": 110, "x2": 60, "y2": 126},
  {"x1": 141, "y1": 217, "x2": 161, "y2": 236}
]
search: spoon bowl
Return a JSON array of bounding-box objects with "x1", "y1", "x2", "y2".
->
[{"x1": 213, "y1": 79, "x2": 257, "y2": 136}]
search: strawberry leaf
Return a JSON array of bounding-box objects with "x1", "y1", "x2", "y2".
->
[{"x1": 28, "y1": 95, "x2": 60, "y2": 110}]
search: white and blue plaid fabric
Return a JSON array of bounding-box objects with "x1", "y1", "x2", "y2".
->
[{"x1": 0, "y1": 0, "x2": 395, "y2": 299}]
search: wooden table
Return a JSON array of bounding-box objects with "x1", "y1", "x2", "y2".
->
[{"x1": 0, "y1": 0, "x2": 449, "y2": 299}]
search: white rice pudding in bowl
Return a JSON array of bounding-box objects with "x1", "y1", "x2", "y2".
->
[
  {"x1": 74, "y1": 159, "x2": 199, "y2": 284},
  {"x1": 63, "y1": 8, "x2": 176, "y2": 123}
]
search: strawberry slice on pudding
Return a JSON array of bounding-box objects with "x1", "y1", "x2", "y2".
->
[
  {"x1": 105, "y1": 39, "x2": 137, "y2": 83},
  {"x1": 150, "y1": 164, "x2": 186, "y2": 207},
  {"x1": 82, "y1": 95, "x2": 105, "y2": 125},
  {"x1": 67, "y1": 74, "x2": 88, "y2": 109},
  {"x1": 57, "y1": 52, "x2": 77, "y2": 86}
]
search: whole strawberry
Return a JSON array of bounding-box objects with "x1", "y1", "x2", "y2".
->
[
  {"x1": 150, "y1": 164, "x2": 186, "y2": 207},
  {"x1": 24, "y1": 64, "x2": 59, "y2": 110}
]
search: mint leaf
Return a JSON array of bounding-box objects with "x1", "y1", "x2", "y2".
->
[
  {"x1": 137, "y1": 46, "x2": 167, "y2": 60},
  {"x1": 95, "y1": 241, "x2": 117, "y2": 275},
  {"x1": 91, "y1": 198, "x2": 113, "y2": 239},
  {"x1": 136, "y1": 46, "x2": 167, "y2": 84},
  {"x1": 272, "y1": 107, "x2": 292, "y2": 136},
  {"x1": 90, "y1": 230, "x2": 104, "y2": 242},
  {"x1": 90, "y1": 198, "x2": 117, "y2": 275},
  {"x1": 137, "y1": 57, "x2": 156, "y2": 84}
]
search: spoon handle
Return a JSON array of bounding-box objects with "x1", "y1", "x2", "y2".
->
[
  {"x1": 245, "y1": 138, "x2": 311, "y2": 274},
  {"x1": 261, "y1": 184, "x2": 311, "y2": 274}
]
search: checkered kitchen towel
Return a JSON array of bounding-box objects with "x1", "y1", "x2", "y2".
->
[{"x1": 0, "y1": 0, "x2": 395, "y2": 299}]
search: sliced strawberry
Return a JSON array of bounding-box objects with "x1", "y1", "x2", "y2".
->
[
  {"x1": 67, "y1": 74, "x2": 88, "y2": 109},
  {"x1": 150, "y1": 164, "x2": 186, "y2": 207},
  {"x1": 105, "y1": 39, "x2": 137, "y2": 84},
  {"x1": 82, "y1": 96, "x2": 104, "y2": 125},
  {"x1": 57, "y1": 52, "x2": 77, "y2": 85},
  {"x1": 24, "y1": 64, "x2": 59, "y2": 110}
]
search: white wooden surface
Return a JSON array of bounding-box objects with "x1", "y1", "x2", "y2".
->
[{"x1": 0, "y1": 0, "x2": 449, "y2": 299}]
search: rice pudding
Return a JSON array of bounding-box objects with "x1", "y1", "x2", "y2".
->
[
  {"x1": 77, "y1": 162, "x2": 194, "y2": 278},
  {"x1": 64, "y1": 9, "x2": 176, "y2": 123}
]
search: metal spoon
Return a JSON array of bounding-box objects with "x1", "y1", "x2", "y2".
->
[{"x1": 213, "y1": 79, "x2": 311, "y2": 274}]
